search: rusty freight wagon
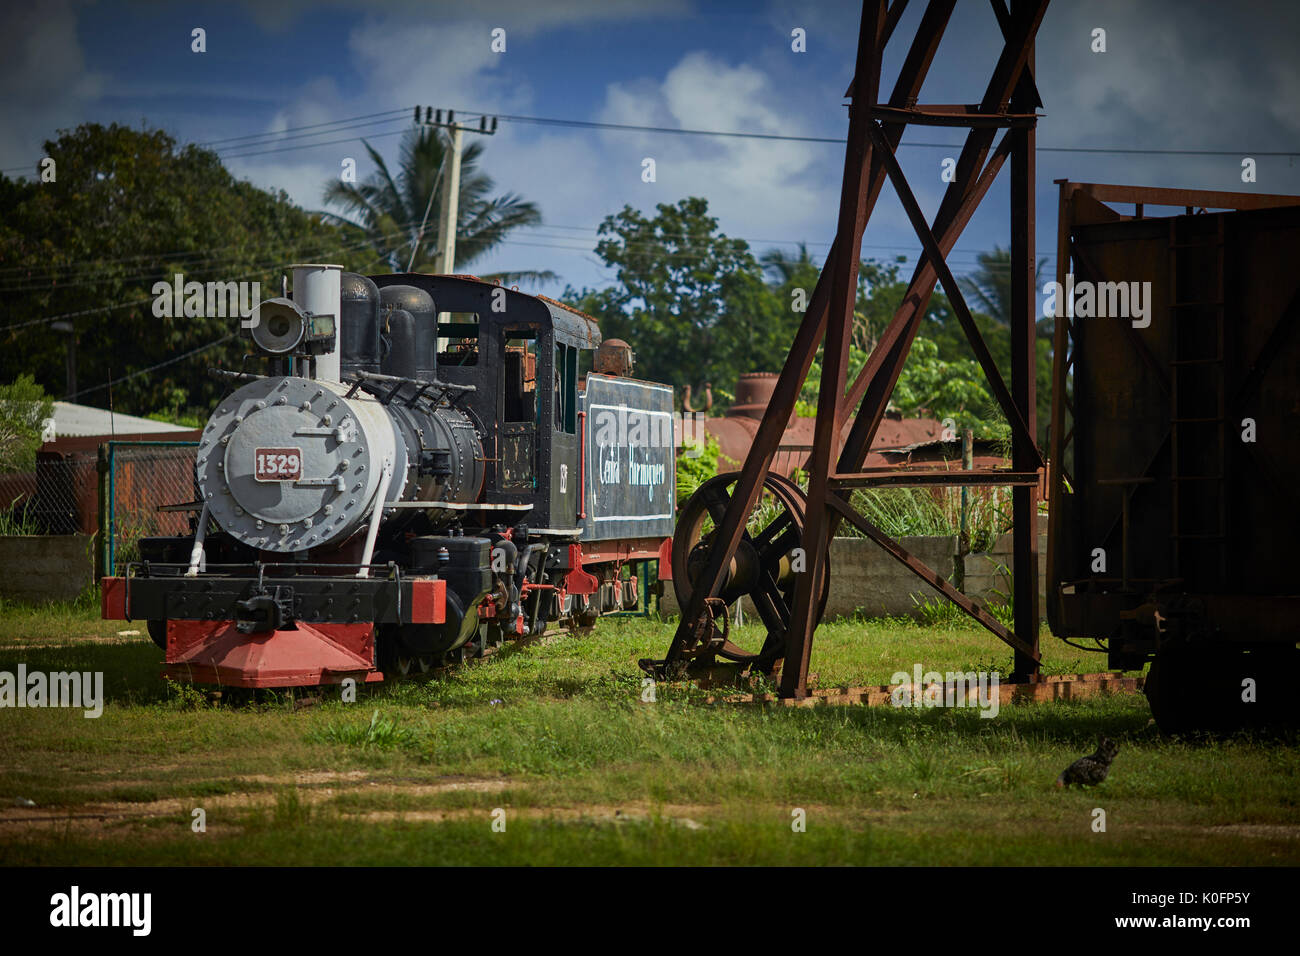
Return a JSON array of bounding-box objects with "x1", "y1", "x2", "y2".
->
[{"x1": 1047, "y1": 181, "x2": 1300, "y2": 732}]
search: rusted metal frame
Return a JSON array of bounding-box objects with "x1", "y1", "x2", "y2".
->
[
  {"x1": 1008, "y1": 0, "x2": 1040, "y2": 679},
  {"x1": 952, "y1": 0, "x2": 1046, "y2": 189},
  {"x1": 658, "y1": 1, "x2": 956, "y2": 671},
  {"x1": 782, "y1": 0, "x2": 1042, "y2": 693},
  {"x1": 813, "y1": 4, "x2": 1045, "y2": 688},
  {"x1": 825, "y1": 491, "x2": 1038, "y2": 658},
  {"x1": 883, "y1": 0, "x2": 910, "y2": 46},
  {"x1": 1075, "y1": 181, "x2": 1300, "y2": 212},
  {"x1": 831, "y1": 469, "x2": 1040, "y2": 487},
  {"x1": 1046, "y1": 178, "x2": 1076, "y2": 614},
  {"x1": 845, "y1": 0, "x2": 928, "y2": 96},
  {"x1": 836, "y1": 130, "x2": 1015, "y2": 442},
  {"x1": 779, "y1": 0, "x2": 889, "y2": 700},
  {"x1": 863, "y1": 119, "x2": 1042, "y2": 468},
  {"x1": 870, "y1": 105, "x2": 1038, "y2": 127},
  {"x1": 1233, "y1": 283, "x2": 1300, "y2": 408},
  {"x1": 1068, "y1": 240, "x2": 1171, "y2": 397},
  {"x1": 987, "y1": 0, "x2": 1043, "y2": 110},
  {"x1": 835, "y1": 0, "x2": 1049, "y2": 440}
]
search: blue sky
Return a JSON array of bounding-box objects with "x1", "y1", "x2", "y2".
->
[{"x1": 4, "y1": 0, "x2": 1299, "y2": 300}]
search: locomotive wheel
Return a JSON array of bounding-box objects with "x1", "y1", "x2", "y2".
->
[
  {"x1": 391, "y1": 652, "x2": 433, "y2": 677},
  {"x1": 376, "y1": 625, "x2": 434, "y2": 678},
  {"x1": 672, "y1": 472, "x2": 828, "y2": 667}
]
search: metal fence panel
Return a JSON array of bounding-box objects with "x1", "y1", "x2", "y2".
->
[
  {"x1": 0, "y1": 454, "x2": 94, "y2": 535},
  {"x1": 108, "y1": 441, "x2": 199, "y2": 572}
]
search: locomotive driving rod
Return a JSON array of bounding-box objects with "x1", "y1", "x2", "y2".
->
[{"x1": 648, "y1": 0, "x2": 1048, "y2": 697}]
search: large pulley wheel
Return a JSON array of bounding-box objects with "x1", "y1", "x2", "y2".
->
[{"x1": 672, "y1": 472, "x2": 829, "y2": 666}]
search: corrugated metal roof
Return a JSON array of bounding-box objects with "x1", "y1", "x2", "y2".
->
[{"x1": 49, "y1": 401, "x2": 193, "y2": 438}]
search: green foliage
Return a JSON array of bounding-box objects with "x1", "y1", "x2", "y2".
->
[
  {"x1": 0, "y1": 374, "x2": 53, "y2": 472},
  {"x1": 0, "y1": 497, "x2": 41, "y2": 535},
  {"x1": 314, "y1": 710, "x2": 418, "y2": 750},
  {"x1": 890, "y1": 337, "x2": 1008, "y2": 438},
  {"x1": 676, "y1": 434, "x2": 723, "y2": 509},
  {"x1": 568, "y1": 216, "x2": 1051, "y2": 442},
  {"x1": 804, "y1": 335, "x2": 1008, "y2": 438},
  {"x1": 322, "y1": 125, "x2": 552, "y2": 285},
  {"x1": 848, "y1": 486, "x2": 1011, "y2": 553},
  {"x1": 0, "y1": 123, "x2": 352, "y2": 418},
  {"x1": 4, "y1": 601, "x2": 1296, "y2": 866},
  {"x1": 564, "y1": 198, "x2": 793, "y2": 399},
  {"x1": 143, "y1": 388, "x2": 205, "y2": 428},
  {"x1": 955, "y1": 246, "x2": 1053, "y2": 446}
]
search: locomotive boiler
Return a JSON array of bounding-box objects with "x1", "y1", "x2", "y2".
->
[{"x1": 102, "y1": 264, "x2": 676, "y2": 687}]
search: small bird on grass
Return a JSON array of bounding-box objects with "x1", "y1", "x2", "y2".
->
[{"x1": 1056, "y1": 737, "x2": 1120, "y2": 788}]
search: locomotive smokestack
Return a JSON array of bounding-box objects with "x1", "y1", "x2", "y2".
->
[{"x1": 291, "y1": 263, "x2": 343, "y2": 382}]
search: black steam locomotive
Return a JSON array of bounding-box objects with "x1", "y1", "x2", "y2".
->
[{"x1": 102, "y1": 265, "x2": 675, "y2": 687}]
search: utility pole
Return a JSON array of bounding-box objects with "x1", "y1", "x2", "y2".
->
[
  {"x1": 438, "y1": 122, "x2": 462, "y2": 274},
  {"x1": 51, "y1": 320, "x2": 77, "y2": 399},
  {"x1": 413, "y1": 108, "x2": 498, "y2": 275}
]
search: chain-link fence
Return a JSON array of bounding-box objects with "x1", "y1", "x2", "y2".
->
[
  {"x1": 107, "y1": 442, "x2": 199, "y2": 571},
  {"x1": 0, "y1": 453, "x2": 96, "y2": 535}
]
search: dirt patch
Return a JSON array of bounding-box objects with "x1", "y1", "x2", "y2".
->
[
  {"x1": 350, "y1": 802, "x2": 712, "y2": 828},
  {"x1": 1208, "y1": 824, "x2": 1300, "y2": 840},
  {"x1": 0, "y1": 774, "x2": 515, "y2": 835}
]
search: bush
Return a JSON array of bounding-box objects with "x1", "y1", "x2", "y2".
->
[{"x1": 0, "y1": 375, "x2": 53, "y2": 473}]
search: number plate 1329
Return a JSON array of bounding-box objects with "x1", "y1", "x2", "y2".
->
[{"x1": 255, "y1": 448, "x2": 303, "y2": 481}]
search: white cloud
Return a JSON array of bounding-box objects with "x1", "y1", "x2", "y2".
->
[{"x1": 0, "y1": 0, "x2": 104, "y2": 172}]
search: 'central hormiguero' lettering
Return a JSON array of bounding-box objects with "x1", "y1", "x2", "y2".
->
[
  {"x1": 596, "y1": 444, "x2": 666, "y2": 501},
  {"x1": 628, "y1": 459, "x2": 665, "y2": 489}
]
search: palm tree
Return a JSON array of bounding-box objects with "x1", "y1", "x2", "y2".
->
[
  {"x1": 958, "y1": 245, "x2": 1050, "y2": 338},
  {"x1": 323, "y1": 125, "x2": 555, "y2": 284},
  {"x1": 759, "y1": 242, "x2": 818, "y2": 285}
]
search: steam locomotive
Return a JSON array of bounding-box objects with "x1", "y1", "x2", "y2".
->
[{"x1": 102, "y1": 264, "x2": 675, "y2": 687}]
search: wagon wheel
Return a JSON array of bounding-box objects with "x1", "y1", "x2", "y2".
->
[{"x1": 672, "y1": 472, "x2": 828, "y2": 669}]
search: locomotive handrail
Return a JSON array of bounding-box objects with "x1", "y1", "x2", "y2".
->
[
  {"x1": 347, "y1": 370, "x2": 476, "y2": 393},
  {"x1": 208, "y1": 368, "x2": 266, "y2": 382},
  {"x1": 125, "y1": 560, "x2": 410, "y2": 577}
]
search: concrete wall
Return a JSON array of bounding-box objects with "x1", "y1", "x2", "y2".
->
[
  {"x1": 660, "y1": 515, "x2": 1048, "y2": 621},
  {"x1": 0, "y1": 534, "x2": 95, "y2": 603}
]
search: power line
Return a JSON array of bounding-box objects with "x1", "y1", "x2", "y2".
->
[
  {"x1": 196, "y1": 107, "x2": 413, "y2": 149},
  {"x1": 218, "y1": 125, "x2": 411, "y2": 161},
  {"x1": 1, "y1": 225, "x2": 415, "y2": 334},
  {"x1": 66, "y1": 247, "x2": 398, "y2": 401},
  {"x1": 69, "y1": 334, "x2": 236, "y2": 400},
  {"x1": 456, "y1": 108, "x2": 1300, "y2": 159},
  {"x1": 217, "y1": 117, "x2": 412, "y2": 160},
  {"x1": 9, "y1": 100, "x2": 1294, "y2": 178}
]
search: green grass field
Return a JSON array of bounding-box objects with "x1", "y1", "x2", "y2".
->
[{"x1": 0, "y1": 599, "x2": 1297, "y2": 866}]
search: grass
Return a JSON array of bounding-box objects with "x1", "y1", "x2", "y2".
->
[{"x1": 0, "y1": 600, "x2": 1296, "y2": 866}]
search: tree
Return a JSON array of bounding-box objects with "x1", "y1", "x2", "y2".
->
[
  {"x1": 759, "y1": 242, "x2": 818, "y2": 285},
  {"x1": 0, "y1": 375, "x2": 54, "y2": 473},
  {"x1": 564, "y1": 198, "x2": 789, "y2": 399},
  {"x1": 0, "y1": 123, "x2": 352, "y2": 417},
  {"x1": 801, "y1": 336, "x2": 1006, "y2": 439},
  {"x1": 322, "y1": 125, "x2": 553, "y2": 284}
]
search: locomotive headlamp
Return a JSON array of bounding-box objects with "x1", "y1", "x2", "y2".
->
[
  {"x1": 248, "y1": 297, "x2": 308, "y2": 354},
  {"x1": 248, "y1": 299, "x2": 337, "y2": 356}
]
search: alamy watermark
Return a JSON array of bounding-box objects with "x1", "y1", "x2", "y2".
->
[
  {"x1": 890, "y1": 663, "x2": 1000, "y2": 718},
  {"x1": 0, "y1": 665, "x2": 103, "y2": 717},
  {"x1": 152, "y1": 273, "x2": 260, "y2": 324},
  {"x1": 50, "y1": 886, "x2": 150, "y2": 936},
  {"x1": 1042, "y1": 273, "x2": 1152, "y2": 329}
]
